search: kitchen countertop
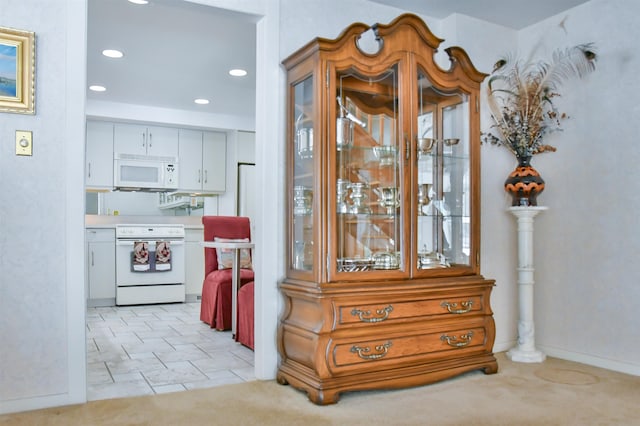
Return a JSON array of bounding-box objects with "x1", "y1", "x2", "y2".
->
[{"x1": 85, "y1": 215, "x2": 203, "y2": 229}]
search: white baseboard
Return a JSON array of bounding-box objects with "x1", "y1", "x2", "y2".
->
[
  {"x1": 493, "y1": 341, "x2": 515, "y2": 353},
  {"x1": 0, "y1": 392, "x2": 83, "y2": 416},
  {"x1": 493, "y1": 340, "x2": 639, "y2": 377},
  {"x1": 538, "y1": 345, "x2": 640, "y2": 377}
]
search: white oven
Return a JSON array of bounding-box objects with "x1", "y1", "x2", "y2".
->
[{"x1": 115, "y1": 224, "x2": 185, "y2": 305}]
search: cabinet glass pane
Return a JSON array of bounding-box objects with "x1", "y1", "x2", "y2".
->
[
  {"x1": 335, "y1": 66, "x2": 402, "y2": 272},
  {"x1": 292, "y1": 76, "x2": 314, "y2": 271},
  {"x1": 416, "y1": 69, "x2": 470, "y2": 269}
]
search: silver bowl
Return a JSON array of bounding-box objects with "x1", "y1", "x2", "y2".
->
[{"x1": 417, "y1": 138, "x2": 435, "y2": 154}]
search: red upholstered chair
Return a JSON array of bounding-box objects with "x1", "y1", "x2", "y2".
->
[
  {"x1": 201, "y1": 216, "x2": 254, "y2": 330},
  {"x1": 236, "y1": 281, "x2": 254, "y2": 350}
]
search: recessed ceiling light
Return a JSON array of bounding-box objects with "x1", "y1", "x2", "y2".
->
[
  {"x1": 89, "y1": 85, "x2": 106, "y2": 92},
  {"x1": 194, "y1": 98, "x2": 210, "y2": 105},
  {"x1": 128, "y1": 0, "x2": 149, "y2": 4},
  {"x1": 229, "y1": 69, "x2": 247, "y2": 77},
  {"x1": 102, "y1": 49, "x2": 124, "y2": 59}
]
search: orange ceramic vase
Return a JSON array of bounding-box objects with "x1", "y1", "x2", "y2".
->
[{"x1": 504, "y1": 156, "x2": 545, "y2": 206}]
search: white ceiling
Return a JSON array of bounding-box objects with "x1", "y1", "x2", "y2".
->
[
  {"x1": 369, "y1": 0, "x2": 591, "y2": 29},
  {"x1": 86, "y1": 0, "x2": 257, "y2": 116},
  {"x1": 86, "y1": 0, "x2": 590, "y2": 117}
]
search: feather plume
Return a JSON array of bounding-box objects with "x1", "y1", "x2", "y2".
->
[{"x1": 482, "y1": 43, "x2": 597, "y2": 157}]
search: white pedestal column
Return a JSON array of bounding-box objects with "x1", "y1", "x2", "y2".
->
[{"x1": 506, "y1": 206, "x2": 548, "y2": 363}]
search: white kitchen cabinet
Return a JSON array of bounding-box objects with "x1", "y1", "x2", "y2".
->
[
  {"x1": 86, "y1": 228, "x2": 116, "y2": 307},
  {"x1": 114, "y1": 123, "x2": 179, "y2": 158},
  {"x1": 178, "y1": 129, "x2": 226, "y2": 193},
  {"x1": 185, "y1": 228, "x2": 205, "y2": 301},
  {"x1": 86, "y1": 121, "x2": 114, "y2": 189}
]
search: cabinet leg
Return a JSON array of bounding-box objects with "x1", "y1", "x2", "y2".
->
[
  {"x1": 307, "y1": 388, "x2": 340, "y2": 406},
  {"x1": 483, "y1": 362, "x2": 499, "y2": 375},
  {"x1": 276, "y1": 374, "x2": 289, "y2": 386}
]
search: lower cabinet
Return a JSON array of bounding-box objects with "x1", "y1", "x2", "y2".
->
[
  {"x1": 277, "y1": 279, "x2": 497, "y2": 405},
  {"x1": 185, "y1": 228, "x2": 204, "y2": 302},
  {"x1": 86, "y1": 228, "x2": 116, "y2": 307}
]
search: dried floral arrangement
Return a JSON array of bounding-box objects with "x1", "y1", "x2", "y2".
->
[{"x1": 482, "y1": 43, "x2": 597, "y2": 158}]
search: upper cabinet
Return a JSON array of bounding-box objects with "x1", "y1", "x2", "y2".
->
[
  {"x1": 277, "y1": 14, "x2": 496, "y2": 405},
  {"x1": 114, "y1": 123, "x2": 179, "y2": 158},
  {"x1": 86, "y1": 121, "x2": 114, "y2": 190},
  {"x1": 84, "y1": 120, "x2": 228, "y2": 197},
  {"x1": 178, "y1": 129, "x2": 226, "y2": 194}
]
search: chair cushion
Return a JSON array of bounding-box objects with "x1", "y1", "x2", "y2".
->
[
  {"x1": 214, "y1": 237, "x2": 253, "y2": 270},
  {"x1": 202, "y1": 216, "x2": 251, "y2": 273}
]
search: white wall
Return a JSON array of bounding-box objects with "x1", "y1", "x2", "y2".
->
[
  {"x1": 511, "y1": 0, "x2": 640, "y2": 374},
  {"x1": 0, "y1": 0, "x2": 87, "y2": 413},
  {"x1": 279, "y1": 0, "x2": 439, "y2": 58}
]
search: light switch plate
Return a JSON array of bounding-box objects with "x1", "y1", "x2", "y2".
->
[{"x1": 16, "y1": 130, "x2": 33, "y2": 156}]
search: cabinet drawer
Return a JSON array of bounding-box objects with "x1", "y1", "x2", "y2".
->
[
  {"x1": 328, "y1": 321, "x2": 490, "y2": 374},
  {"x1": 336, "y1": 291, "x2": 487, "y2": 328}
]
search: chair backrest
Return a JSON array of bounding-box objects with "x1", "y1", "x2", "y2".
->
[{"x1": 202, "y1": 215, "x2": 252, "y2": 275}]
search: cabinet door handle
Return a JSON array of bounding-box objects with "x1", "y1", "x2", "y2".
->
[
  {"x1": 91, "y1": 251, "x2": 95, "y2": 266},
  {"x1": 149, "y1": 133, "x2": 153, "y2": 148},
  {"x1": 88, "y1": 162, "x2": 91, "y2": 178},
  {"x1": 351, "y1": 305, "x2": 393, "y2": 323},
  {"x1": 198, "y1": 169, "x2": 202, "y2": 183},
  {"x1": 441, "y1": 331, "x2": 474, "y2": 347},
  {"x1": 141, "y1": 132, "x2": 146, "y2": 148},
  {"x1": 350, "y1": 341, "x2": 392, "y2": 360},
  {"x1": 204, "y1": 170, "x2": 208, "y2": 183},
  {"x1": 441, "y1": 300, "x2": 473, "y2": 314},
  {"x1": 405, "y1": 134, "x2": 409, "y2": 160}
]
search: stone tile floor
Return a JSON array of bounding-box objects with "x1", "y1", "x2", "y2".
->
[{"x1": 86, "y1": 302, "x2": 255, "y2": 401}]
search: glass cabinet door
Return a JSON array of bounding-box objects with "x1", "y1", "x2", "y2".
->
[
  {"x1": 415, "y1": 68, "x2": 471, "y2": 270},
  {"x1": 291, "y1": 76, "x2": 315, "y2": 272},
  {"x1": 334, "y1": 65, "x2": 403, "y2": 273}
]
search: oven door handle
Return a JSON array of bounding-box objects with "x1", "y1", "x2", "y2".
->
[{"x1": 116, "y1": 240, "x2": 185, "y2": 246}]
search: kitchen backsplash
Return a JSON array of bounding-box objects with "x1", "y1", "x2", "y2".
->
[{"x1": 86, "y1": 191, "x2": 215, "y2": 216}]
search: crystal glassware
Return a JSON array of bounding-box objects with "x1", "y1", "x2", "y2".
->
[
  {"x1": 348, "y1": 182, "x2": 371, "y2": 214},
  {"x1": 378, "y1": 186, "x2": 399, "y2": 215},
  {"x1": 293, "y1": 186, "x2": 313, "y2": 215},
  {"x1": 336, "y1": 179, "x2": 350, "y2": 214},
  {"x1": 372, "y1": 145, "x2": 397, "y2": 166}
]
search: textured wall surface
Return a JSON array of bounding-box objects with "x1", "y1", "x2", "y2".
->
[{"x1": 0, "y1": 0, "x2": 70, "y2": 401}]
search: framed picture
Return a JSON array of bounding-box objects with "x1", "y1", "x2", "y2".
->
[{"x1": 0, "y1": 26, "x2": 35, "y2": 114}]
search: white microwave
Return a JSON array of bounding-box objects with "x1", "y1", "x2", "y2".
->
[{"x1": 114, "y1": 154, "x2": 179, "y2": 191}]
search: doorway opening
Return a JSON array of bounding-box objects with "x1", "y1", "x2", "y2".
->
[{"x1": 84, "y1": 0, "x2": 259, "y2": 401}]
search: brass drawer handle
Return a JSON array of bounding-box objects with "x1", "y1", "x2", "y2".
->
[
  {"x1": 351, "y1": 341, "x2": 393, "y2": 360},
  {"x1": 351, "y1": 305, "x2": 393, "y2": 323},
  {"x1": 441, "y1": 300, "x2": 473, "y2": 314},
  {"x1": 440, "y1": 331, "x2": 474, "y2": 347}
]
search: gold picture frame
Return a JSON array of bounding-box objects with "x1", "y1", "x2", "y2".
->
[{"x1": 0, "y1": 26, "x2": 35, "y2": 114}]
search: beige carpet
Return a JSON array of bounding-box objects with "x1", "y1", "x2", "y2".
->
[{"x1": 1, "y1": 353, "x2": 638, "y2": 425}]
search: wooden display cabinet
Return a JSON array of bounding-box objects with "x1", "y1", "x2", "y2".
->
[{"x1": 277, "y1": 14, "x2": 497, "y2": 405}]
